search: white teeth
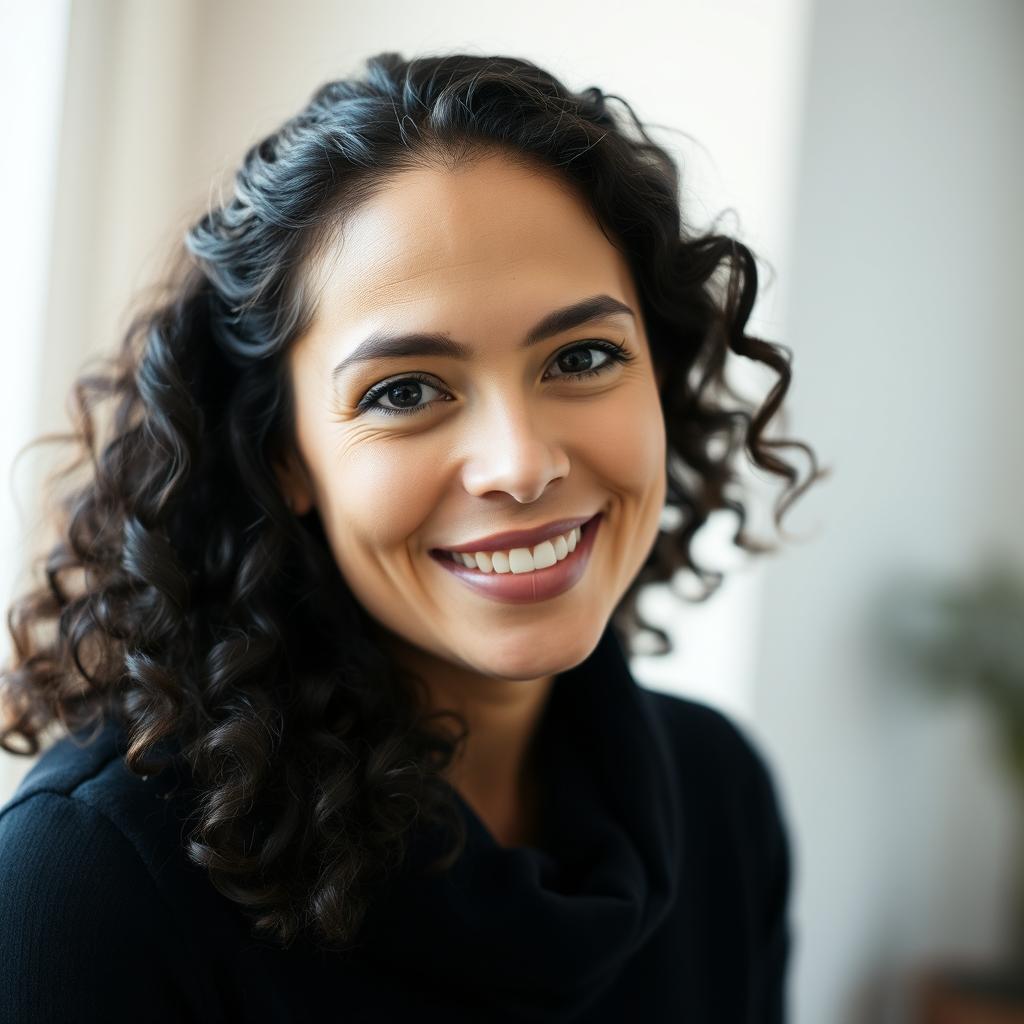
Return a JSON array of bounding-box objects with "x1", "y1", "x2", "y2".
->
[
  {"x1": 529, "y1": 539, "x2": 558, "y2": 571},
  {"x1": 450, "y1": 525, "x2": 583, "y2": 574},
  {"x1": 508, "y1": 547, "x2": 534, "y2": 573}
]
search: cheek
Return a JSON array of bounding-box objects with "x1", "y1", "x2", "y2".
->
[
  {"x1": 574, "y1": 386, "x2": 666, "y2": 499},
  {"x1": 319, "y1": 440, "x2": 439, "y2": 556}
]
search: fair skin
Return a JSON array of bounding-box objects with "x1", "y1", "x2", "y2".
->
[{"x1": 275, "y1": 152, "x2": 667, "y2": 847}]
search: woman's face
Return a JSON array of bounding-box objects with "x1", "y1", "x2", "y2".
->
[{"x1": 278, "y1": 152, "x2": 666, "y2": 684}]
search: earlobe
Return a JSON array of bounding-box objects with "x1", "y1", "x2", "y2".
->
[
  {"x1": 273, "y1": 449, "x2": 315, "y2": 517},
  {"x1": 651, "y1": 355, "x2": 666, "y2": 392}
]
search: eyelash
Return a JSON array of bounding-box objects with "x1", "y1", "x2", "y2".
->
[{"x1": 356, "y1": 339, "x2": 636, "y2": 418}]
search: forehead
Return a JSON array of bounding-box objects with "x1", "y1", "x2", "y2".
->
[{"x1": 305, "y1": 154, "x2": 638, "y2": 340}]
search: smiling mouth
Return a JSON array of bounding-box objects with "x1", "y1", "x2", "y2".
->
[
  {"x1": 428, "y1": 513, "x2": 602, "y2": 604},
  {"x1": 430, "y1": 514, "x2": 598, "y2": 575}
]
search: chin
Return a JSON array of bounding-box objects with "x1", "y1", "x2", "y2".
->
[{"x1": 464, "y1": 620, "x2": 605, "y2": 682}]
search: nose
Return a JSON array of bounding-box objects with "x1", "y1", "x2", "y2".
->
[{"x1": 460, "y1": 396, "x2": 570, "y2": 504}]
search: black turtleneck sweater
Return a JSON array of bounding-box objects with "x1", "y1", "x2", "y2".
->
[{"x1": 0, "y1": 624, "x2": 793, "y2": 1022}]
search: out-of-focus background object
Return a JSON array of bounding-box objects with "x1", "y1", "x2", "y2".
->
[
  {"x1": 882, "y1": 559, "x2": 1024, "y2": 1021},
  {"x1": 1, "y1": 1, "x2": 1021, "y2": 1021}
]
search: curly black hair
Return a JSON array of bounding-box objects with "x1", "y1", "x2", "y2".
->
[{"x1": 0, "y1": 51, "x2": 826, "y2": 952}]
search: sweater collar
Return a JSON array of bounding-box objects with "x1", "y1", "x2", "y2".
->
[{"x1": 355, "y1": 621, "x2": 685, "y2": 1019}]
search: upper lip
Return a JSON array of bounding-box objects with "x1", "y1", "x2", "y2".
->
[{"x1": 434, "y1": 514, "x2": 598, "y2": 554}]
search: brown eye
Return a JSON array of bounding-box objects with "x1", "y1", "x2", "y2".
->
[
  {"x1": 543, "y1": 340, "x2": 634, "y2": 381},
  {"x1": 356, "y1": 339, "x2": 634, "y2": 418},
  {"x1": 357, "y1": 375, "x2": 449, "y2": 418}
]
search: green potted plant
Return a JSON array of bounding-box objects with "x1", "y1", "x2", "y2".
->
[{"x1": 881, "y1": 554, "x2": 1024, "y2": 1022}]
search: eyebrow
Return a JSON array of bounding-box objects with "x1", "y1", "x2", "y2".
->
[{"x1": 330, "y1": 293, "x2": 636, "y2": 382}]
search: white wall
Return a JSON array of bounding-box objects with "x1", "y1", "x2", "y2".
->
[
  {"x1": 756, "y1": 1, "x2": 1024, "y2": 1020},
  {"x1": 1, "y1": 0, "x2": 206, "y2": 793},
  {"x1": 38, "y1": 0, "x2": 202, "y2": 431},
  {"x1": 0, "y1": 0, "x2": 70, "y2": 794}
]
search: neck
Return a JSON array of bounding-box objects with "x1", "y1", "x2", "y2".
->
[{"x1": 387, "y1": 635, "x2": 555, "y2": 845}]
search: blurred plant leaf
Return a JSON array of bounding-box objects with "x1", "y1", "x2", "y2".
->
[{"x1": 879, "y1": 555, "x2": 1024, "y2": 782}]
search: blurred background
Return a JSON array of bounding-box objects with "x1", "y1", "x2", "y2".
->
[{"x1": 1, "y1": 1, "x2": 1021, "y2": 1021}]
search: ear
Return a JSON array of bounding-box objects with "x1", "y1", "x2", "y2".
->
[
  {"x1": 648, "y1": 346, "x2": 666, "y2": 391},
  {"x1": 272, "y1": 445, "x2": 315, "y2": 517}
]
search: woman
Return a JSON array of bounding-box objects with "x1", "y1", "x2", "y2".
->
[{"x1": 0, "y1": 52, "x2": 824, "y2": 1022}]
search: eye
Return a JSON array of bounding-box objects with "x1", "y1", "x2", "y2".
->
[
  {"x1": 356, "y1": 376, "x2": 450, "y2": 418},
  {"x1": 543, "y1": 339, "x2": 628, "y2": 381},
  {"x1": 356, "y1": 339, "x2": 635, "y2": 418}
]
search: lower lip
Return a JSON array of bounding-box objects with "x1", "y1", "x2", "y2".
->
[{"x1": 429, "y1": 514, "x2": 603, "y2": 605}]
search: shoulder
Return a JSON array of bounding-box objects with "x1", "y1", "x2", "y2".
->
[
  {"x1": 0, "y1": 723, "x2": 208, "y2": 1022},
  {"x1": 641, "y1": 687, "x2": 784, "y2": 804},
  {"x1": 641, "y1": 688, "x2": 794, "y2": 1015},
  {"x1": 1, "y1": 719, "x2": 141, "y2": 886},
  {"x1": 1, "y1": 719, "x2": 187, "y2": 894},
  {"x1": 0, "y1": 785, "x2": 169, "y2": 928},
  {"x1": 639, "y1": 686, "x2": 793, "y2": 893}
]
